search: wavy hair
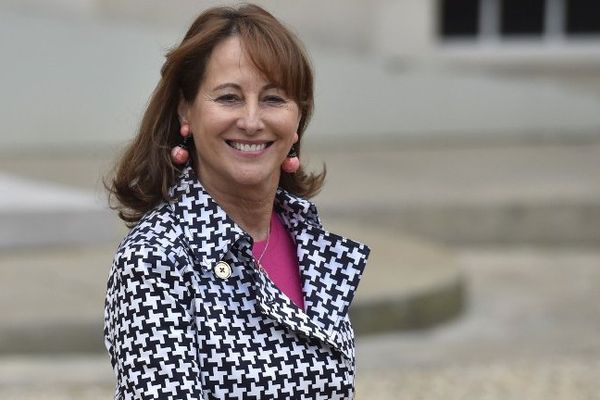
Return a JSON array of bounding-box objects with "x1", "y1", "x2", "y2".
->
[{"x1": 107, "y1": 3, "x2": 325, "y2": 226}]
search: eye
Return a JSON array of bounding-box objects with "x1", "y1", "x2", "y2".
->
[
  {"x1": 262, "y1": 95, "x2": 287, "y2": 106},
  {"x1": 215, "y1": 94, "x2": 242, "y2": 104}
]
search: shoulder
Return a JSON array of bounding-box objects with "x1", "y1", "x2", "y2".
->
[
  {"x1": 108, "y1": 202, "x2": 196, "y2": 302},
  {"x1": 118, "y1": 202, "x2": 183, "y2": 254}
]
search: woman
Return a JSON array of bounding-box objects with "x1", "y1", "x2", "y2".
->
[{"x1": 105, "y1": 4, "x2": 369, "y2": 399}]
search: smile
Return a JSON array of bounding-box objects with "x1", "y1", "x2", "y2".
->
[{"x1": 226, "y1": 141, "x2": 272, "y2": 152}]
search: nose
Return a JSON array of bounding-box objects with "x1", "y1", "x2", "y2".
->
[{"x1": 236, "y1": 101, "x2": 265, "y2": 134}]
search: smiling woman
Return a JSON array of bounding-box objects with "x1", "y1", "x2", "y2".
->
[
  {"x1": 104, "y1": 4, "x2": 370, "y2": 399},
  {"x1": 108, "y1": 4, "x2": 319, "y2": 227}
]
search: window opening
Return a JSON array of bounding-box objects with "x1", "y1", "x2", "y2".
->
[
  {"x1": 566, "y1": 0, "x2": 600, "y2": 34},
  {"x1": 440, "y1": 0, "x2": 480, "y2": 38},
  {"x1": 500, "y1": 0, "x2": 546, "y2": 36}
]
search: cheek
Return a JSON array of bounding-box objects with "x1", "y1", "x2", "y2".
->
[
  {"x1": 274, "y1": 110, "x2": 301, "y2": 138},
  {"x1": 192, "y1": 107, "x2": 233, "y2": 139}
]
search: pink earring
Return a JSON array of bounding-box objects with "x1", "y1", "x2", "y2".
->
[
  {"x1": 171, "y1": 122, "x2": 191, "y2": 165},
  {"x1": 281, "y1": 146, "x2": 300, "y2": 173}
]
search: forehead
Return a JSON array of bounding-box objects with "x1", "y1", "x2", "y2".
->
[{"x1": 203, "y1": 36, "x2": 272, "y2": 89}]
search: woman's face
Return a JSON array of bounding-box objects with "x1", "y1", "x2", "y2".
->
[{"x1": 180, "y1": 36, "x2": 300, "y2": 193}]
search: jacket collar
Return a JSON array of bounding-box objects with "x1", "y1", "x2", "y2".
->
[
  {"x1": 169, "y1": 166, "x2": 370, "y2": 358},
  {"x1": 169, "y1": 166, "x2": 246, "y2": 269}
]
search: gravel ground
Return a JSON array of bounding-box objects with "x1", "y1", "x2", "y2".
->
[
  {"x1": 357, "y1": 357, "x2": 600, "y2": 400},
  {"x1": 2, "y1": 358, "x2": 598, "y2": 400},
  {"x1": 3, "y1": 357, "x2": 599, "y2": 400}
]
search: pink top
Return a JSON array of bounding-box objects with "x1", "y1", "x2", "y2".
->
[{"x1": 252, "y1": 212, "x2": 305, "y2": 310}]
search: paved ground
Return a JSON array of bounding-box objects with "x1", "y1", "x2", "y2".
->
[
  {"x1": 357, "y1": 248, "x2": 600, "y2": 370},
  {"x1": 1, "y1": 247, "x2": 598, "y2": 399}
]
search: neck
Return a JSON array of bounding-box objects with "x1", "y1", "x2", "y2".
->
[{"x1": 198, "y1": 171, "x2": 277, "y2": 242}]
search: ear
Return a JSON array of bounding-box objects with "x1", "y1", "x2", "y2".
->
[{"x1": 178, "y1": 98, "x2": 190, "y2": 124}]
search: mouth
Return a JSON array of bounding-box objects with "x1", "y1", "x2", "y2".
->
[{"x1": 226, "y1": 140, "x2": 273, "y2": 153}]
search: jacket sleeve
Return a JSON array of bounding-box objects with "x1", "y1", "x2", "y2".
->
[{"x1": 104, "y1": 243, "x2": 205, "y2": 400}]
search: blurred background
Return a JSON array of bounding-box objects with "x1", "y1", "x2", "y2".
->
[{"x1": 1, "y1": 0, "x2": 599, "y2": 398}]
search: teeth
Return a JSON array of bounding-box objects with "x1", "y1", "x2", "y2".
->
[{"x1": 229, "y1": 142, "x2": 267, "y2": 152}]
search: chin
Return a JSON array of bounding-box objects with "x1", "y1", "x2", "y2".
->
[{"x1": 230, "y1": 168, "x2": 279, "y2": 189}]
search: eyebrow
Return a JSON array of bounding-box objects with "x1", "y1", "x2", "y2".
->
[
  {"x1": 212, "y1": 83, "x2": 240, "y2": 92},
  {"x1": 211, "y1": 82, "x2": 281, "y2": 92}
]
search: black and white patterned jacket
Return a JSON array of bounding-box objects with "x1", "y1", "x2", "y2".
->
[{"x1": 104, "y1": 166, "x2": 370, "y2": 400}]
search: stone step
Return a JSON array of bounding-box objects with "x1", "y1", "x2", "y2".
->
[
  {"x1": 328, "y1": 221, "x2": 465, "y2": 335},
  {"x1": 311, "y1": 141, "x2": 600, "y2": 246},
  {"x1": 0, "y1": 246, "x2": 110, "y2": 355},
  {"x1": 0, "y1": 173, "x2": 118, "y2": 249},
  {"x1": 3, "y1": 139, "x2": 599, "y2": 249},
  {"x1": 321, "y1": 201, "x2": 600, "y2": 247}
]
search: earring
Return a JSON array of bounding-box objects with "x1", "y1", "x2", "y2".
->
[
  {"x1": 171, "y1": 122, "x2": 191, "y2": 165},
  {"x1": 281, "y1": 146, "x2": 300, "y2": 173}
]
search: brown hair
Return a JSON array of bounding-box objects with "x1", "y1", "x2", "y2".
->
[{"x1": 107, "y1": 3, "x2": 325, "y2": 226}]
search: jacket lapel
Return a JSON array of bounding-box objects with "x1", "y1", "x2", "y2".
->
[
  {"x1": 275, "y1": 190, "x2": 370, "y2": 358},
  {"x1": 295, "y1": 224, "x2": 369, "y2": 329}
]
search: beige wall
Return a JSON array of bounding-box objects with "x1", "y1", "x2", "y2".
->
[
  {"x1": 4, "y1": 0, "x2": 600, "y2": 63},
  {"x1": 96, "y1": 0, "x2": 379, "y2": 53},
  {"x1": 374, "y1": 0, "x2": 436, "y2": 58},
  {"x1": 2, "y1": 0, "x2": 429, "y2": 55}
]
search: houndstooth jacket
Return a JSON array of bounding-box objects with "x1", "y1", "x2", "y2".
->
[{"x1": 104, "y1": 165, "x2": 370, "y2": 400}]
